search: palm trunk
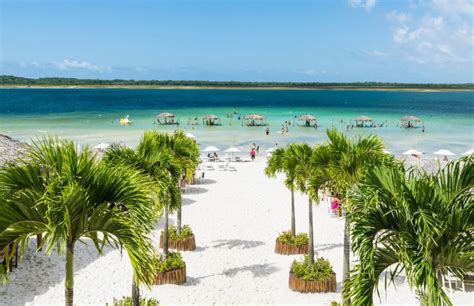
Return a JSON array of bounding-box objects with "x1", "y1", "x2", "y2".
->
[
  {"x1": 37, "y1": 233, "x2": 42, "y2": 252},
  {"x1": 163, "y1": 205, "x2": 169, "y2": 258},
  {"x1": 65, "y1": 243, "x2": 74, "y2": 306},
  {"x1": 343, "y1": 209, "x2": 351, "y2": 306},
  {"x1": 177, "y1": 205, "x2": 182, "y2": 235},
  {"x1": 290, "y1": 189, "x2": 296, "y2": 236},
  {"x1": 131, "y1": 279, "x2": 140, "y2": 306},
  {"x1": 308, "y1": 198, "x2": 314, "y2": 266}
]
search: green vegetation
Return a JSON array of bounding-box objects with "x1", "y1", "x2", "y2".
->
[
  {"x1": 1, "y1": 75, "x2": 473, "y2": 90},
  {"x1": 110, "y1": 296, "x2": 159, "y2": 306},
  {"x1": 344, "y1": 157, "x2": 473, "y2": 306},
  {"x1": 154, "y1": 252, "x2": 185, "y2": 273},
  {"x1": 277, "y1": 231, "x2": 308, "y2": 246},
  {"x1": 290, "y1": 256, "x2": 335, "y2": 281},
  {"x1": 0, "y1": 138, "x2": 158, "y2": 306},
  {"x1": 265, "y1": 146, "x2": 298, "y2": 236},
  {"x1": 163, "y1": 224, "x2": 194, "y2": 241}
]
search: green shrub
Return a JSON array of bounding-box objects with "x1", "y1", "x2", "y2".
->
[
  {"x1": 329, "y1": 301, "x2": 341, "y2": 306},
  {"x1": 277, "y1": 231, "x2": 309, "y2": 246},
  {"x1": 290, "y1": 256, "x2": 334, "y2": 281},
  {"x1": 153, "y1": 251, "x2": 185, "y2": 273},
  {"x1": 110, "y1": 296, "x2": 159, "y2": 306},
  {"x1": 161, "y1": 224, "x2": 193, "y2": 241}
]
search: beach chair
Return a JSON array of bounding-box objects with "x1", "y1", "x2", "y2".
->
[
  {"x1": 235, "y1": 156, "x2": 242, "y2": 162},
  {"x1": 228, "y1": 164, "x2": 237, "y2": 171},
  {"x1": 206, "y1": 164, "x2": 215, "y2": 171},
  {"x1": 218, "y1": 164, "x2": 227, "y2": 171}
]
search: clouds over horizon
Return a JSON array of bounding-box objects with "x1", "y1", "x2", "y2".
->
[
  {"x1": 348, "y1": 0, "x2": 377, "y2": 11},
  {"x1": 386, "y1": 0, "x2": 473, "y2": 65}
]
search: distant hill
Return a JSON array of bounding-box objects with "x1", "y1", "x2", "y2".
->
[{"x1": 1, "y1": 75, "x2": 473, "y2": 90}]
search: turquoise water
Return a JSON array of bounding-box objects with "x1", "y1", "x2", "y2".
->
[{"x1": 0, "y1": 89, "x2": 472, "y2": 155}]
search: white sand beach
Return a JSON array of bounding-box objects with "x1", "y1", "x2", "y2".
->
[{"x1": 0, "y1": 157, "x2": 472, "y2": 305}]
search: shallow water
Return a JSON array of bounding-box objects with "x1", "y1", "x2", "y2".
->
[{"x1": 0, "y1": 88, "x2": 472, "y2": 155}]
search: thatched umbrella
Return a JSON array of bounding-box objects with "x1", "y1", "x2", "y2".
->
[
  {"x1": 297, "y1": 114, "x2": 317, "y2": 127},
  {"x1": 0, "y1": 134, "x2": 26, "y2": 168},
  {"x1": 353, "y1": 116, "x2": 373, "y2": 128},
  {"x1": 400, "y1": 116, "x2": 422, "y2": 128},
  {"x1": 244, "y1": 114, "x2": 266, "y2": 126},
  {"x1": 203, "y1": 114, "x2": 220, "y2": 126},
  {"x1": 156, "y1": 112, "x2": 178, "y2": 125}
]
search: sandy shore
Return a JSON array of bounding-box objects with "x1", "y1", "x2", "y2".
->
[{"x1": 0, "y1": 158, "x2": 472, "y2": 305}]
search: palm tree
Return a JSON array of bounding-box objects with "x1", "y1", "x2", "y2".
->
[
  {"x1": 265, "y1": 147, "x2": 298, "y2": 236},
  {"x1": 103, "y1": 131, "x2": 182, "y2": 257},
  {"x1": 287, "y1": 143, "x2": 317, "y2": 265},
  {"x1": 156, "y1": 131, "x2": 200, "y2": 234},
  {"x1": 310, "y1": 128, "x2": 391, "y2": 303},
  {"x1": 344, "y1": 157, "x2": 473, "y2": 305},
  {"x1": 0, "y1": 138, "x2": 157, "y2": 306}
]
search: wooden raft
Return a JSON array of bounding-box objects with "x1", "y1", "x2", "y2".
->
[
  {"x1": 289, "y1": 272, "x2": 337, "y2": 293},
  {"x1": 274, "y1": 239, "x2": 308, "y2": 255}
]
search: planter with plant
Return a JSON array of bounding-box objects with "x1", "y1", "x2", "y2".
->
[
  {"x1": 154, "y1": 251, "x2": 186, "y2": 285},
  {"x1": 109, "y1": 296, "x2": 159, "y2": 306},
  {"x1": 275, "y1": 231, "x2": 309, "y2": 255},
  {"x1": 159, "y1": 224, "x2": 196, "y2": 251},
  {"x1": 289, "y1": 256, "x2": 336, "y2": 293}
]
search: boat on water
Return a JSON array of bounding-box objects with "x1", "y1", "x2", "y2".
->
[{"x1": 119, "y1": 115, "x2": 132, "y2": 125}]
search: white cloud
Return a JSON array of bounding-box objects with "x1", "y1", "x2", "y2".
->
[
  {"x1": 53, "y1": 59, "x2": 111, "y2": 72},
  {"x1": 365, "y1": 50, "x2": 389, "y2": 57},
  {"x1": 386, "y1": 11, "x2": 410, "y2": 24},
  {"x1": 432, "y1": 0, "x2": 474, "y2": 17},
  {"x1": 386, "y1": 1, "x2": 473, "y2": 65},
  {"x1": 348, "y1": 0, "x2": 377, "y2": 11}
]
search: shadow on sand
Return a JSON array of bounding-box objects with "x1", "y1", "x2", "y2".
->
[
  {"x1": 196, "y1": 178, "x2": 217, "y2": 185},
  {"x1": 212, "y1": 239, "x2": 265, "y2": 250},
  {"x1": 182, "y1": 198, "x2": 196, "y2": 206},
  {"x1": 184, "y1": 187, "x2": 208, "y2": 195}
]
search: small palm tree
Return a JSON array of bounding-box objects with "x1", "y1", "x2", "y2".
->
[
  {"x1": 0, "y1": 138, "x2": 157, "y2": 306},
  {"x1": 157, "y1": 131, "x2": 200, "y2": 234},
  {"x1": 344, "y1": 157, "x2": 474, "y2": 305},
  {"x1": 310, "y1": 128, "x2": 391, "y2": 303},
  {"x1": 103, "y1": 131, "x2": 182, "y2": 257},
  {"x1": 287, "y1": 143, "x2": 317, "y2": 265},
  {"x1": 265, "y1": 146, "x2": 298, "y2": 236}
]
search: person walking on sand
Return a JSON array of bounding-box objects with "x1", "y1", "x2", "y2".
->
[
  {"x1": 250, "y1": 147, "x2": 256, "y2": 161},
  {"x1": 265, "y1": 127, "x2": 269, "y2": 135}
]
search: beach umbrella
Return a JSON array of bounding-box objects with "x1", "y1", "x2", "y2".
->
[
  {"x1": 433, "y1": 149, "x2": 455, "y2": 156},
  {"x1": 461, "y1": 149, "x2": 473, "y2": 156},
  {"x1": 93, "y1": 143, "x2": 110, "y2": 151},
  {"x1": 354, "y1": 116, "x2": 372, "y2": 122},
  {"x1": 266, "y1": 147, "x2": 277, "y2": 153},
  {"x1": 185, "y1": 132, "x2": 196, "y2": 139},
  {"x1": 202, "y1": 145, "x2": 220, "y2": 152},
  {"x1": 224, "y1": 147, "x2": 241, "y2": 153},
  {"x1": 403, "y1": 149, "x2": 422, "y2": 156},
  {"x1": 224, "y1": 147, "x2": 241, "y2": 161}
]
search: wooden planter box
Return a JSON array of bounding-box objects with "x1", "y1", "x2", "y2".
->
[
  {"x1": 160, "y1": 234, "x2": 196, "y2": 251},
  {"x1": 274, "y1": 238, "x2": 308, "y2": 255},
  {"x1": 289, "y1": 272, "x2": 337, "y2": 293},
  {"x1": 154, "y1": 266, "x2": 186, "y2": 285}
]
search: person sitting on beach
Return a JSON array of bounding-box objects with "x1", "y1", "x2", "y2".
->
[{"x1": 213, "y1": 152, "x2": 219, "y2": 159}]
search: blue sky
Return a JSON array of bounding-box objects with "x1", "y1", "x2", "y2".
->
[{"x1": 1, "y1": 0, "x2": 473, "y2": 82}]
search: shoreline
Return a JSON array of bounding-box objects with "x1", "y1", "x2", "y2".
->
[{"x1": 1, "y1": 85, "x2": 473, "y2": 92}]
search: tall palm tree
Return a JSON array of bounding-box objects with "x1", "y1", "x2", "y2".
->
[
  {"x1": 103, "y1": 131, "x2": 182, "y2": 257},
  {"x1": 310, "y1": 128, "x2": 391, "y2": 303},
  {"x1": 344, "y1": 157, "x2": 473, "y2": 305},
  {"x1": 156, "y1": 131, "x2": 200, "y2": 234},
  {"x1": 287, "y1": 143, "x2": 317, "y2": 265},
  {"x1": 0, "y1": 138, "x2": 157, "y2": 306},
  {"x1": 265, "y1": 147, "x2": 298, "y2": 235}
]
